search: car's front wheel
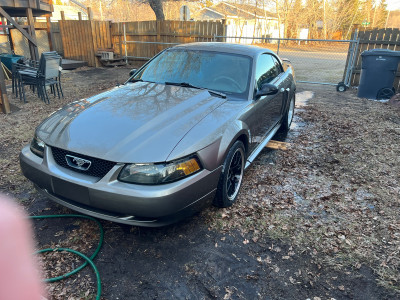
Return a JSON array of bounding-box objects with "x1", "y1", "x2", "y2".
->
[{"x1": 213, "y1": 141, "x2": 245, "y2": 208}]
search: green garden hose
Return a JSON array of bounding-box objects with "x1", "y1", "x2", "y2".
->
[{"x1": 30, "y1": 214, "x2": 104, "y2": 300}]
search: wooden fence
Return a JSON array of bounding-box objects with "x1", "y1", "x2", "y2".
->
[
  {"x1": 47, "y1": 20, "x2": 224, "y2": 67},
  {"x1": 349, "y1": 28, "x2": 400, "y2": 91},
  {"x1": 49, "y1": 22, "x2": 64, "y2": 56},
  {"x1": 59, "y1": 20, "x2": 111, "y2": 67},
  {"x1": 111, "y1": 20, "x2": 225, "y2": 60}
]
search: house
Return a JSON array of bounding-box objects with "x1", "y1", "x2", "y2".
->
[
  {"x1": 193, "y1": 2, "x2": 284, "y2": 44},
  {"x1": 51, "y1": 4, "x2": 88, "y2": 20}
]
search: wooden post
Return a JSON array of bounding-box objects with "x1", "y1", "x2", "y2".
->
[
  {"x1": 46, "y1": 15, "x2": 53, "y2": 51},
  {"x1": 87, "y1": 7, "x2": 92, "y2": 21},
  {"x1": 3, "y1": 18, "x2": 14, "y2": 53},
  {"x1": 60, "y1": 11, "x2": 65, "y2": 21},
  {"x1": 26, "y1": 8, "x2": 39, "y2": 61},
  {"x1": 221, "y1": 19, "x2": 227, "y2": 42},
  {"x1": 0, "y1": 64, "x2": 10, "y2": 114},
  {"x1": 118, "y1": 22, "x2": 122, "y2": 57},
  {"x1": 78, "y1": 12, "x2": 82, "y2": 21}
]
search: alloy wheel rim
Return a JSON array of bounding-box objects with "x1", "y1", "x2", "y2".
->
[
  {"x1": 226, "y1": 148, "x2": 244, "y2": 201},
  {"x1": 288, "y1": 96, "x2": 295, "y2": 127}
]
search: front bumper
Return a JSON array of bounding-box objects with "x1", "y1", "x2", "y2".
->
[{"x1": 20, "y1": 145, "x2": 221, "y2": 227}]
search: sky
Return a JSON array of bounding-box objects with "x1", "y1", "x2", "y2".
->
[{"x1": 386, "y1": 0, "x2": 400, "y2": 11}]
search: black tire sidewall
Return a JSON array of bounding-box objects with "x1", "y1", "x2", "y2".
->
[
  {"x1": 213, "y1": 140, "x2": 245, "y2": 208},
  {"x1": 279, "y1": 93, "x2": 295, "y2": 133}
]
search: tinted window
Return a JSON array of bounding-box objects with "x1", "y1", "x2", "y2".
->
[
  {"x1": 272, "y1": 56, "x2": 283, "y2": 73},
  {"x1": 255, "y1": 54, "x2": 282, "y2": 90},
  {"x1": 133, "y1": 49, "x2": 252, "y2": 98}
]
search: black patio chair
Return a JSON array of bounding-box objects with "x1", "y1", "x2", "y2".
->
[
  {"x1": 12, "y1": 58, "x2": 39, "y2": 96},
  {"x1": 16, "y1": 52, "x2": 63, "y2": 103}
]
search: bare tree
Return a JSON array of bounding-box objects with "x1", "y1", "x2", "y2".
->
[{"x1": 147, "y1": 0, "x2": 165, "y2": 20}]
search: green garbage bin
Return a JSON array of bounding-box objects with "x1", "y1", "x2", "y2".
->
[
  {"x1": 357, "y1": 49, "x2": 400, "y2": 100},
  {"x1": 0, "y1": 53, "x2": 23, "y2": 71}
]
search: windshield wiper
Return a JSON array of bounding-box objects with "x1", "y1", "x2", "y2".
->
[
  {"x1": 164, "y1": 82, "x2": 226, "y2": 99},
  {"x1": 130, "y1": 79, "x2": 155, "y2": 83}
]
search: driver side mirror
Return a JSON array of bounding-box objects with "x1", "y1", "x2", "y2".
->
[
  {"x1": 129, "y1": 68, "x2": 138, "y2": 76},
  {"x1": 255, "y1": 83, "x2": 279, "y2": 99}
]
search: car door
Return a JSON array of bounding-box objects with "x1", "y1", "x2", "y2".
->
[{"x1": 249, "y1": 54, "x2": 285, "y2": 148}]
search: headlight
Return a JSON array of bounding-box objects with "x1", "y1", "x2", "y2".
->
[
  {"x1": 118, "y1": 156, "x2": 202, "y2": 185},
  {"x1": 30, "y1": 135, "x2": 45, "y2": 158}
]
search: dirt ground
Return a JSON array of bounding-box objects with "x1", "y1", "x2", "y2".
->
[{"x1": 0, "y1": 66, "x2": 399, "y2": 300}]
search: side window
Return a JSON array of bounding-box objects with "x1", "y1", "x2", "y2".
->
[
  {"x1": 271, "y1": 56, "x2": 283, "y2": 73},
  {"x1": 255, "y1": 54, "x2": 282, "y2": 90}
]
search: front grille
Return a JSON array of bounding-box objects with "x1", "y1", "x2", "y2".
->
[{"x1": 51, "y1": 147, "x2": 116, "y2": 178}]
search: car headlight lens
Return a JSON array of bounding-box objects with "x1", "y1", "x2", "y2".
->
[
  {"x1": 30, "y1": 135, "x2": 45, "y2": 158},
  {"x1": 118, "y1": 156, "x2": 202, "y2": 185}
]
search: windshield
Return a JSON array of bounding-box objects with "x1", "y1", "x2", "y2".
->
[{"x1": 131, "y1": 49, "x2": 252, "y2": 98}]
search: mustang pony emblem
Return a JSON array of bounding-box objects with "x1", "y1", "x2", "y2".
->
[{"x1": 65, "y1": 155, "x2": 91, "y2": 171}]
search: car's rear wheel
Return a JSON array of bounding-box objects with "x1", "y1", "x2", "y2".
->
[
  {"x1": 279, "y1": 93, "x2": 295, "y2": 133},
  {"x1": 213, "y1": 141, "x2": 245, "y2": 208}
]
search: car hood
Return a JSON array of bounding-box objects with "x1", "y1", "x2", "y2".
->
[{"x1": 37, "y1": 82, "x2": 226, "y2": 163}]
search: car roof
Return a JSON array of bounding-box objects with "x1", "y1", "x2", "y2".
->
[{"x1": 171, "y1": 42, "x2": 275, "y2": 58}]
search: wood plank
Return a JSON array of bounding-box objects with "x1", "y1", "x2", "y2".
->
[
  {"x1": 87, "y1": 21, "x2": 94, "y2": 66},
  {"x1": 67, "y1": 21, "x2": 74, "y2": 59},
  {"x1": 387, "y1": 28, "x2": 399, "y2": 51},
  {"x1": 351, "y1": 29, "x2": 371, "y2": 86},
  {"x1": 382, "y1": 28, "x2": 392, "y2": 50},
  {"x1": 72, "y1": 20, "x2": 79, "y2": 60},
  {"x1": 72, "y1": 20, "x2": 78, "y2": 60},
  {"x1": 45, "y1": 15, "x2": 53, "y2": 51},
  {"x1": 89, "y1": 21, "x2": 98, "y2": 67},
  {"x1": 265, "y1": 140, "x2": 290, "y2": 151},
  {"x1": 77, "y1": 20, "x2": 85, "y2": 62},
  {"x1": 60, "y1": 20, "x2": 68, "y2": 58},
  {"x1": 71, "y1": 20, "x2": 77, "y2": 59},
  {"x1": 0, "y1": 62, "x2": 10, "y2": 114},
  {"x1": 26, "y1": 7, "x2": 38, "y2": 60},
  {"x1": 81, "y1": 21, "x2": 89, "y2": 65},
  {"x1": 369, "y1": 28, "x2": 379, "y2": 50}
]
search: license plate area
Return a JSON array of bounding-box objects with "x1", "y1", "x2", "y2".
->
[{"x1": 52, "y1": 177, "x2": 90, "y2": 205}]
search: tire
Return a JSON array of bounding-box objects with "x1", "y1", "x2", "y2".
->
[
  {"x1": 377, "y1": 87, "x2": 394, "y2": 100},
  {"x1": 213, "y1": 140, "x2": 245, "y2": 208},
  {"x1": 336, "y1": 82, "x2": 347, "y2": 92},
  {"x1": 279, "y1": 93, "x2": 295, "y2": 133}
]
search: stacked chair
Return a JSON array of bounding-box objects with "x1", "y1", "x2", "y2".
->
[{"x1": 13, "y1": 52, "x2": 64, "y2": 104}]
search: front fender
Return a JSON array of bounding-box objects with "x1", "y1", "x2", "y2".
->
[{"x1": 167, "y1": 101, "x2": 250, "y2": 171}]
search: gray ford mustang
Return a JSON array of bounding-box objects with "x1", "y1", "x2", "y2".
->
[{"x1": 20, "y1": 43, "x2": 296, "y2": 227}]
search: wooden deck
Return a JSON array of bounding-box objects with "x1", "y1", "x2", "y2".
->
[
  {"x1": 0, "y1": 0, "x2": 53, "y2": 16},
  {"x1": 62, "y1": 59, "x2": 87, "y2": 70}
]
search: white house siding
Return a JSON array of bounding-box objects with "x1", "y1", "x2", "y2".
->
[{"x1": 225, "y1": 18, "x2": 283, "y2": 44}]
